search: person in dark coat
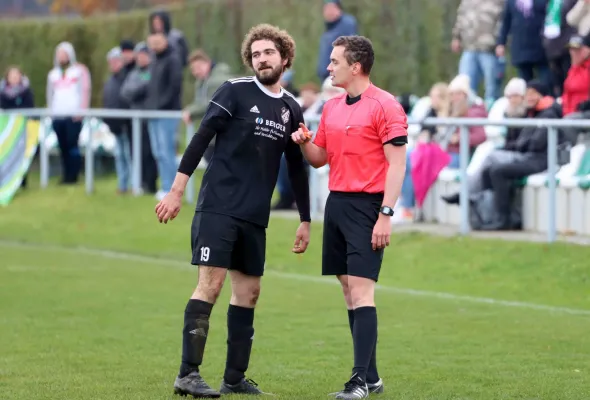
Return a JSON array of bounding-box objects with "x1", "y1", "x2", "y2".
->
[
  {"x1": 481, "y1": 80, "x2": 562, "y2": 230},
  {"x1": 148, "y1": 9, "x2": 189, "y2": 68},
  {"x1": 497, "y1": 0, "x2": 554, "y2": 91}
]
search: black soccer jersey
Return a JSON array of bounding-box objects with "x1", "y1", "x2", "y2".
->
[{"x1": 194, "y1": 76, "x2": 308, "y2": 228}]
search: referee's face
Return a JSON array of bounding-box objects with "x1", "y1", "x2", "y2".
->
[
  {"x1": 327, "y1": 46, "x2": 353, "y2": 89},
  {"x1": 251, "y1": 39, "x2": 286, "y2": 86}
]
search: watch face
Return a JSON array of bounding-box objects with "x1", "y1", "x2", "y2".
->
[{"x1": 381, "y1": 206, "x2": 393, "y2": 215}]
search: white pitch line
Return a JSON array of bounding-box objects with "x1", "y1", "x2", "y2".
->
[{"x1": 2, "y1": 240, "x2": 590, "y2": 317}]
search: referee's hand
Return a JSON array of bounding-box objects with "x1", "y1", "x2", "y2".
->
[
  {"x1": 292, "y1": 222, "x2": 310, "y2": 254},
  {"x1": 155, "y1": 192, "x2": 182, "y2": 224},
  {"x1": 291, "y1": 123, "x2": 312, "y2": 144},
  {"x1": 372, "y1": 214, "x2": 391, "y2": 250}
]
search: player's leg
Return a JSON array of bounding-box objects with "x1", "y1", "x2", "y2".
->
[
  {"x1": 332, "y1": 194, "x2": 384, "y2": 399},
  {"x1": 174, "y1": 212, "x2": 238, "y2": 398},
  {"x1": 219, "y1": 220, "x2": 266, "y2": 395}
]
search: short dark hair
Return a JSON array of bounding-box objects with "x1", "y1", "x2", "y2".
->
[
  {"x1": 241, "y1": 23, "x2": 296, "y2": 70},
  {"x1": 332, "y1": 35, "x2": 375, "y2": 75},
  {"x1": 188, "y1": 49, "x2": 210, "y2": 64}
]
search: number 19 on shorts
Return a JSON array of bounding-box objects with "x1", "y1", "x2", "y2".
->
[{"x1": 199, "y1": 246, "x2": 210, "y2": 262}]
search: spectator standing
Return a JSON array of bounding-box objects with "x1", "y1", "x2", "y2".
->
[
  {"x1": 149, "y1": 9, "x2": 189, "y2": 68},
  {"x1": 146, "y1": 33, "x2": 183, "y2": 200},
  {"x1": 451, "y1": 0, "x2": 507, "y2": 109},
  {"x1": 46, "y1": 41, "x2": 91, "y2": 185},
  {"x1": 566, "y1": 0, "x2": 590, "y2": 36},
  {"x1": 317, "y1": 0, "x2": 357, "y2": 82},
  {"x1": 102, "y1": 47, "x2": 131, "y2": 194},
  {"x1": 543, "y1": 0, "x2": 577, "y2": 96},
  {"x1": 497, "y1": 0, "x2": 553, "y2": 89},
  {"x1": 120, "y1": 42, "x2": 158, "y2": 194}
]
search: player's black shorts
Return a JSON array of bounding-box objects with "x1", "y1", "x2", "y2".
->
[
  {"x1": 190, "y1": 211, "x2": 266, "y2": 276},
  {"x1": 322, "y1": 191, "x2": 385, "y2": 282}
]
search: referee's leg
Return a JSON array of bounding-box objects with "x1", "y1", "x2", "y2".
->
[
  {"x1": 174, "y1": 212, "x2": 237, "y2": 399},
  {"x1": 334, "y1": 193, "x2": 384, "y2": 398}
]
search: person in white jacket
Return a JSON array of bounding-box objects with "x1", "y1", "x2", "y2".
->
[{"x1": 46, "y1": 41, "x2": 91, "y2": 184}]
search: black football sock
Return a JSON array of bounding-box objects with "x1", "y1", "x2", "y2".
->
[
  {"x1": 352, "y1": 306, "x2": 378, "y2": 383},
  {"x1": 348, "y1": 309, "x2": 379, "y2": 384},
  {"x1": 224, "y1": 305, "x2": 255, "y2": 385},
  {"x1": 179, "y1": 299, "x2": 214, "y2": 378}
]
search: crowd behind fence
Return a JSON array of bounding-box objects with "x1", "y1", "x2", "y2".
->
[{"x1": 4, "y1": 108, "x2": 590, "y2": 244}]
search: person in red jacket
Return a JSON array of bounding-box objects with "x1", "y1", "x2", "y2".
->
[{"x1": 562, "y1": 34, "x2": 590, "y2": 116}]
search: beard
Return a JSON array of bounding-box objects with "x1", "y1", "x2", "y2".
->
[{"x1": 255, "y1": 64, "x2": 283, "y2": 85}]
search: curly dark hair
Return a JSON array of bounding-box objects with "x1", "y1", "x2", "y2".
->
[
  {"x1": 241, "y1": 24, "x2": 296, "y2": 71},
  {"x1": 332, "y1": 35, "x2": 375, "y2": 75}
]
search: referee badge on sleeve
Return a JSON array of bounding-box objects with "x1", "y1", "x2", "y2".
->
[{"x1": 281, "y1": 107, "x2": 290, "y2": 124}]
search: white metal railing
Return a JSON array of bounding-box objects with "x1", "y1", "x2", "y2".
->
[{"x1": 3, "y1": 108, "x2": 590, "y2": 243}]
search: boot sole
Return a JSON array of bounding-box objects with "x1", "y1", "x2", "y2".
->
[{"x1": 174, "y1": 387, "x2": 221, "y2": 398}]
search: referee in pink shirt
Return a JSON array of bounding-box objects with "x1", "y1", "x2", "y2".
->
[{"x1": 292, "y1": 35, "x2": 408, "y2": 399}]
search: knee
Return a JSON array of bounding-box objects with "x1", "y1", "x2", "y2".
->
[
  {"x1": 348, "y1": 278, "x2": 375, "y2": 308},
  {"x1": 232, "y1": 282, "x2": 261, "y2": 308},
  {"x1": 195, "y1": 276, "x2": 225, "y2": 304}
]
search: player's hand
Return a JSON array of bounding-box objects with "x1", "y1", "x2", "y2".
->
[
  {"x1": 291, "y1": 122, "x2": 313, "y2": 145},
  {"x1": 292, "y1": 221, "x2": 310, "y2": 254},
  {"x1": 155, "y1": 191, "x2": 182, "y2": 224},
  {"x1": 372, "y1": 214, "x2": 391, "y2": 250}
]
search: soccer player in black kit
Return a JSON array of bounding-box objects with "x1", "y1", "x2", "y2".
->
[{"x1": 155, "y1": 24, "x2": 311, "y2": 398}]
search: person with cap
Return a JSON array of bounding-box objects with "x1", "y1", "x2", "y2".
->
[
  {"x1": 120, "y1": 39, "x2": 136, "y2": 77},
  {"x1": 103, "y1": 47, "x2": 132, "y2": 194},
  {"x1": 317, "y1": 0, "x2": 358, "y2": 82},
  {"x1": 562, "y1": 33, "x2": 590, "y2": 116},
  {"x1": 442, "y1": 77, "x2": 528, "y2": 206},
  {"x1": 466, "y1": 79, "x2": 561, "y2": 230},
  {"x1": 120, "y1": 42, "x2": 158, "y2": 194}
]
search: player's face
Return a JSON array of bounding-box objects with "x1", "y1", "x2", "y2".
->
[
  {"x1": 327, "y1": 46, "x2": 355, "y2": 88},
  {"x1": 251, "y1": 39, "x2": 286, "y2": 85}
]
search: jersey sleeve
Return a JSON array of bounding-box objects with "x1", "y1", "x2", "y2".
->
[
  {"x1": 201, "y1": 81, "x2": 236, "y2": 126},
  {"x1": 376, "y1": 99, "x2": 408, "y2": 144}
]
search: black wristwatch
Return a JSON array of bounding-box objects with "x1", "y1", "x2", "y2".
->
[{"x1": 380, "y1": 206, "x2": 394, "y2": 216}]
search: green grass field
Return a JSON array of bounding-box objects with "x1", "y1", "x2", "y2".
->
[{"x1": 1, "y1": 175, "x2": 590, "y2": 399}]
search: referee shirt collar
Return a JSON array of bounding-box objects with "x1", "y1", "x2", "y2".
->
[{"x1": 254, "y1": 75, "x2": 285, "y2": 99}]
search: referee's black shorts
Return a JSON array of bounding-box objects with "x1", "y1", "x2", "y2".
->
[
  {"x1": 322, "y1": 191, "x2": 385, "y2": 282},
  {"x1": 190, "y1": 211, "x2": 266, "y2": 277}
]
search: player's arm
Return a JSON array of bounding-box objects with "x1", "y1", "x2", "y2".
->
[
  {"x1": 170, "y1": 82, "x2": 235, "y2": 197},
  {"x1": 284, "y1": 136, "x2": 311, "y2": 224}
]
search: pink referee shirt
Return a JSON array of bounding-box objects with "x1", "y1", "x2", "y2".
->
[{"x1": 313, "y1": 83, "x2": 408, "y2": 193}]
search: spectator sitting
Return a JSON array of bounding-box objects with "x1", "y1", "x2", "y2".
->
[
  {"x1": 46, "y1": 41, "x2": 91, "y2": 185},
  {"x1": 102, "y1": 47, "x2": 131, "y2": 195},
  {"x1": 120, "y1": 42, "x2": 158, "y2": 195},
  {"x1": 280, "y1": 69, "x2": 299, "y2": 97},
  {"x1": 417, "y1": 82, "x2": 450, "y2": 143},
  {"x1": 442, "y1": 77, "x2": 528, "y2": 205},
  {"x1": 1, "y1": 66, "x2": 35, "y2": 189},
  {"x1": 149, "y1": 9, "x2": 189, "y2": 68},
  {"x1": 399, "y1": 75, "x2": 486, "y2": 221},
  {"x1": 465, "y1": 80, "x2": 561, "y2": 230},
  {"x1": 445, "y1": 74, "x2": 487, "y2": 163}
]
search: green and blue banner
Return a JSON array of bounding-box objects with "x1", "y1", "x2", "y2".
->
[{"x1": 0, "y1": 114, "x2": 40, "y2": 206}]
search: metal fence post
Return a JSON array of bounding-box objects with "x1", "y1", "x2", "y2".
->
[
  {"x1": 185, "y1": 123, "x2": 195, "y2": 204},
  {"x1": 40, "y1": 118, "x2": 49, "y2": 189},
  {"x1": 459, "y1": 125, "x2": 470, "y2": 235},
  {"x1": 84, "y1": 118, "x2": 94, "y2": 194},
  {"x1": 131, "y1": 116, "x2": 142, "y2": 196},
  {"x1": 547, "y1": 127, "x2": 558, "y2": 243}
]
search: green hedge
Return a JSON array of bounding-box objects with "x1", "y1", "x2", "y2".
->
[{"x1": 0, "y1": 0, "x2": 465, "y2": 109}]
